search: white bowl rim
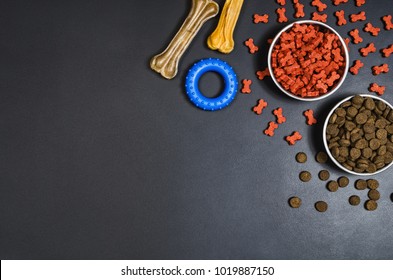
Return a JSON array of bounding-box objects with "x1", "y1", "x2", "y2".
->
[
  {"x1": 267, "y1": 20, "x2": 350, "y2": 102},
  {"x1": 323, "y1": 94, "x2": 393, "y2": 176}
]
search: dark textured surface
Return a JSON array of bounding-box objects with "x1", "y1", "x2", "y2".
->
[{"x1": 1, "y1": 0, "x2": 393, "y2": 260}]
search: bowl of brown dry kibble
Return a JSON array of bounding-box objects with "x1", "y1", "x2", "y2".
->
[
  {"x1": 268, "y1": 20, "x2": 349, "y2": 101},
  {"x1": 323, "y1": 94, "x2": 393, "y2": 175}
]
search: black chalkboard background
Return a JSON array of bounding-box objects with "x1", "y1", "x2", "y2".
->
[{"x1": 1, "y1": 0, "x2": 392, "y2": 259}]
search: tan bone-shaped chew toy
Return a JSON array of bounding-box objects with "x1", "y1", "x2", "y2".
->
[
  {"x1": 207, "y1": 0, "x2": 244, "y2": 54},
  {"x1": 150, "y1": 0, "x2": 219, "y2": 79}
]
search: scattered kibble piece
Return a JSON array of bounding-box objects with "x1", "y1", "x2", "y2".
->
[
  {"x1": 253, "y1": 99, "x2": 268, "y2": 115},
  {"x1": 355, "y1": 0, "x2": 366, "y2": 7},
  {"x1": 315, "y1": 201, "x2": 328, "y2": 212},
  {"x1": 289, "y1": 196, "x2": 302, "y2": 208},
  {"x1": 338, "y1": 176, "x2": 349, "y2": 187},
  {"x1": 372, "y1": 64, "x2": 389, "y2": 75},
  {"x1": 368, "y1": 189, "x2": 380, "y2": 201},
  {"x1": 276, "y1": 8, "x2": 288, "y2": 23},
  {"x1": 364, "y1": 23, "x2": 380, "y2": 36},
  {"x1": 382, "y1": 44, "x2": 393, "y2": 57},
  {"x1": 319, "y1": 170, "x2": 330, "y2": 181},
  {"x1": 316, "y1": 151, "x2": 328, "y2": 163},
  {"x1": 327, "y1": 180, "x2": 339, "y2": 192},
  {"x1": 273, "y1": 107, "x2": 286, "y2": 124},
  {"x1": 304, "y1": 109, "x2": 317, "y2": 125},
  {"x1": 241, "y1": 79, "x2": 252, "y2": 94},
  {"x1": 369, "y1": 83, "x2": 385, "y2": 96},
  {"x1": 349, "y1": 29, "x2": 363, "y2": 44},
  {"x1": 349, "y1": 195, "x2": 361, "y2": 206},
  {"x1": 299, "y1": 171, "x2": 311, "y2": 182},
  {"x1": 335, "y1": 10, "x2": 347, "y2": 26},
  {"x1": 264, "y1": 121, "x2": 279, "y2": 137},
  {"x1": 349, "y1": 60, "x2": 364, "y2": 75},
  {"x1": 296, "y1": 152, "x2": 307, "y2": 163},
  {"x1": 312, "y1": 12, "x2": 327, "y2": 22},
  {"x1": 367, "y1": 179, "x2": 379, "y2": 189},
  {"x1": 350, "y1": 11, "x2": 366, "y2": 22},
  {"x1": 244, "y1": 38, "x2": 259, "y2": 54},
  {"x1": 359, "y1": 43, "x2": 376, "y2": 57},
  {"x1": 311, "y1": 0, "x2": 327, "y2": 12},
  {"x1": 256, "y1": 68, "x2": 270, "y2": 80},
  {"x1": 294, "y1": 2, "x2": 305, "y2": 18},
  {"x1": 355, "y1": 179, "x2": 368, "y2": 190},
  {"x1": 382, "y1": 15, "x2": 393, "y2": 30},
  {"x1": 286, "y1": 131, "x2": 302, "y2": 145},
  {"x1": 365, "y1": 200, "x2": 378, "y2": 211},
  {"x1": 253, "y1": 14, "x2": 269, "y2": 24}
]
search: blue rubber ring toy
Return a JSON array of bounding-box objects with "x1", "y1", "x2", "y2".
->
[{"x1": 185, "y1": 58, "x2": 238, "y2": 111}]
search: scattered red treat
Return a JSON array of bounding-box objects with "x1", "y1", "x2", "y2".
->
[
  {"x1": 253, "y1": 14, "x2": 269, "y2": 24},
  {"x1": 273, "y1": 107, "x2": 286, "y2": 124},
  {"x1": 369, "y1": 83, "x2": 385, "y2": 96},
  {"x1": 244, "y1": 38, "x2": 259, "y2": 54},
  {"x1": 372, "y1": 64, "x2": 389, "y2": 75},
  {"x1": 277, "y1": 0, "x2": 286, "y2": 5},
  {"x1": 335, "y1": 10, "x2": 347, "y2": 26},
  {"x1": 241, "y1": 79, "x2": 252, "y2": 94},
  {"x1": 304, "y1": 109, "x2": 317, "y2": 125},
  {"x1": 349, "y1": 60, "x2": 364, "y2": 75},
  {"x1": 256, "y1": 67, "x2": 271, "y2": 80},
  {"x1": 264, "y1": 122, "x2": 279, "y2": 137},
  {"x1": 349, "y1": 29, "x2": 363, "y2": 44},
  {"x1": 294, "y1": 2, "x2": 305, "y2": 18},
  {"x1": 332, "y1": 0, "x2": 348, "y2": 5},
  {"x1": 360, "y1": 43, "x2": 376, "y2": 56},
  {"x1": 286, "y1": 131, "x2": 302, "y2": 145},
  {"x1": 382, "y1": 44, "x2": 393, "y2": 57},
  {"x1": 276, "y1": 8, "x2": 288, "y2": 23},
  {"x1": 364, "y1": 23, "x2": 380, "y2": 36},
  {"x1": 253, "y1": 99, "x2": 268, "y2": 115},
  {"x1": 350, "y1": 11, "x2": 366, "y2": 22},
  {"x1": 311, "y1": 0, "x2": 327, "y2": 12},
  {"x1": 267, "y1": 38, "x2": 273, "y2": 44},
  {"x1": 355, "y1": 0, "x2": 366, "y2": 7},
  {"x1": 312, "y1": 12, "x2": 327, "y2": 22},
  {"x1": 382, "y1": 15, "x2": 393, "y2": 30}
]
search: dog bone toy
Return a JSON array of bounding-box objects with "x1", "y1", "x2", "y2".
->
[
  {"x1": 273, "y1": 108, "x2": 286, "y2": 124},
  {"x1": 372, "y1": 64, "x2": 389, "y2": 75},
  {"x1": 241, "y1": 79, "x2": 252, "y2": 93},
  {"x1": 360, "y1": 43, "x2": 376, "y2": 57},
  {"x1": 264, "y1": 122, "x2": 279, "y2": 137},
  {"x1": 382, "y1": 15, "x2": 393, "y2": 30},
  {"x1": 349, "y1": 60, "x2": 364, "y2": 75},
  {"x1": 335, "y1": 10, "x2": 347, "y2": 26},
  {"x1": 207, "y1": 0, "x2": 244, "y2": 54},
  {"x1": 150, "y1": 0, "x2": 219, "y2": 79},
  {"x1": 253, "y1": 14, "x2": 269, "y2": 23},
  {"x1": 364, "y1": 23, "x2": 380, "y2": 36},
  {"x1": 253, "y1": 99, "x2": 268, "y2": 115},
  {"x1": 382, "y1": 44, "x2": 393, "y2": 57},
  {"x1": 369, "y1": 83, "x2": 385, "y2": 96},
  {"x1": 350, "y1": 11, "x2": 366, "y2": 22},
  {"x1": 304, "y1": 110, "x2": 317, "y2": 125},
  {"x1": 286, "y1": 131, "x2": 302, "y2": 145},
  {"x1": 244, "y1": 38, "x2": 259, "y2": 54}
]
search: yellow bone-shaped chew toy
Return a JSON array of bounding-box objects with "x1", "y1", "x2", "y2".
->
[
  {"x1": 150, "y1": 0, "x2": 219, "y2": 79},
  {"x1": 207, "y1": 0, "x2": 244, "y2": 54}
]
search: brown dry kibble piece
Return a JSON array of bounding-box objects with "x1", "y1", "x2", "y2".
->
[
  {"x1": 338, "y1": 176, "x2": 349, "y2": 187},
  {"x1": 316, "y1": 151, "x2": 328, "y2": 163},
  {"x1": 289, "y1": 196, "x2": 302, "y2": 208},
  {"x1": 327, "y1": 180, "x2": 339, "y2": 192},
  {"x1": 367, "y1": 179, "x2": 379, "y2": 189},
  {"x1": 365, "y1": 200, "x2": 378, "y2": 211},
  {"x1": 368, "y1": 189, "x2": 380, "y2": 201},
  {"x1": 355, "y1": 179, "x2": 367, "y2": 190},
  {"x1": 299, "y1": 171, "x2": 312, "y2": 182},
  {"x1": 296, "y1": 152, "x2": 307, "y2": 163},
  {"x1": 319, "y1": 170, "x2": 330, "y2": 181},
  {"x1": 315, "y1": 201, "x2": 328, "y2": 212},
  {"x1": 349, "y1": 195, "x2": 361, "y2": 206}
]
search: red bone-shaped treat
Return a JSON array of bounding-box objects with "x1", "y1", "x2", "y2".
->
[
  {"x1": 244, "y1": 38, "x2": 259, "y2": 54},
  {"x1": 349, "y1": 29, "x2": 363, "y2": 44},
  {"x1": 264, "y1": 122, "x2": 279, "y2": 137},
  {"x1": 292, "y1": 0, "x2": 299, "y2": 3},
  {"x1": 241, "y1": 79, "x2": 252, "y2": 94},
  {"x1": 350, "y1": 11, "x2": 366, "y2": 22},
  {"x1": 364, "y1": 23, "x2": 380, "y2": 36},
  {"x1": 312, "y1": 12, "x2": 327, "y2": 22},
  {"x1": 311, "y1": 0, "x2": 327, "y2": 12},
  {"x1": 332, "y1": 48, "x2": 344, "y2": 62},
  {"x1": 360, "y1": 43, "x2": 376, "y2": 57},
  {"x1": 382, "y1": 44, "x2": 393, "y2": 57},
  {"x1": 316, "y1": 80, "x2": 328, "y2": 93},
  {"x1": 273, "y1": 107, "x2": 286, "y2": 124},
  {"x1": 286, "y1": 131, "x2": 302, "y2": 145},
  {"x1": 277, "y1": 8, "x2": 288, "y2": 23},
  {"x1": 256, "y1": 68, "x2": 270, "y2": 80},
  {"x1": 304, "y1": 110, "x2": 317, "y2": 125},
  {"x1": 372, "y1": 64, "x2": 389, "y2": 75},
  {"x1": 294, "y1": 2, "x2": 305, "y2": 18},
  {"x1": 253, "y1": 14, "x2": 269, "y2": 24},
  {"x1": 355, "y1": 0, "x2": 366, "y2": 7},
  {"x1": 382, "y1": 15, "x2": 393, "y2": 30},
  {"x1": 325, "y1": 71, "x2": 340, "y2": 86},
  {"x1": 344, "y1": 38, "x2": 350, "y2": 50},
  {"x1": 335, "y1": 10, "x2": 347, "y2": 26},
  {"x1": 253, "y1": 99, "x2": 268, "y2": 115},
  {"x1": 369, "y1": 83, "x2": 385, "y2": 96},
  {"x1": 277, "y1": 0, "x2": 286, "y2": 5},
  {"x1": 349, "y1": 60, "x2": 364, "y2": 75},
  {"x1": 333, "y1": 0, "x2": 348, "y2": 5}
]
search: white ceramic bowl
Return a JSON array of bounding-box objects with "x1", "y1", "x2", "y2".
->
[
  {"x1": 323, "y1": 94, "x2": 393, "y2": 176},
  {"x1": 268, "y1": 20, "x2": 349, "y2": 101}
]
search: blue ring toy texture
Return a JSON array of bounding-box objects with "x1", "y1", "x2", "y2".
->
[{"x1": 185, "y1": 58, "x2": 238, "y2": 111}]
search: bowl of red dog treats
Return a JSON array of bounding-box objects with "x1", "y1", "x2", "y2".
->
[{"x1": 268, "y1": 20, "x2": 349, "y2": 101}]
